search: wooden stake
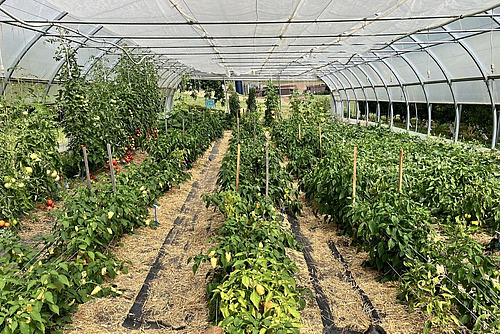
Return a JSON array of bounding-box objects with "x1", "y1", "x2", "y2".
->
[
  {"x1": 298, "y1": 123, "x2": 301, "y2": 140},
  {"x1": 265, "y1": 141, "x2": 269, "y2": 199},
  {"x1": 352, "y1": 146, "x2": 357, "y2": 204},
  {"x1": 107, "y1": 143, "x2": 116, "y2": 193},
  {"x1": 236, "y1": 143, "x2": 241, "y2": 190},
  {"x1": 164, "y1": 117, "x2": 168, "y2": 134},
  {"x1": 319, "y1": 123, "x2": 322, "y2": 158},
  {"x1": 237, "y1": 115, "x2": 240, "y2": 143},
  {"x1": 82, "y1": 146, "x2": 92, "y2": 189},
  {"x1": 182, "y1": 118, "x2": 185, "y2": 133},
  {"x1": 398, "y1": 149, "x2": 404, "y2": 193}
]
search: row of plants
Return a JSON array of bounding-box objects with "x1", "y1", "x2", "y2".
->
[
  {"x1": 272, "y1": 119, "x2": 500, "y2": 333},
  {"x1": 56, "y1": 43, "x2": 162, "y2": 171},
  {"x1": 0, "y1": 98, "x2": 62, "y2": 225},
  {"x1": 0, "y1": 45, "x2": 166, "y2": 226},
  {"x1": 0, "y1": 109, "x2": 226, "y2": 334},
  {"x1": 190, "y1": 116, "x2": 308, "y2": 333}
]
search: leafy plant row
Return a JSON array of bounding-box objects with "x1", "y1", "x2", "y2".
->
[
  {"x1": 56, "y1": 47, "x2": 163, "y2": 171},
  {"x1": 0, "y1": 110, "x2": 226, "y2": 334},
  {"x1": 0, "y1": 100, "x2": 62, "y2": 224},
  {"x1": 0, "y1": 49, "x2": 168, "y2": 226},
  {"x1": 190, "y1": 117, "x2": 308, "y2": 333},
  {"x1": 272, "y1": 119, "x2": 500, "y2": 333}
]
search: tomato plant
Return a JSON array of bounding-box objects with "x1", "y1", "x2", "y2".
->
[
  {"x1": 0, "y1": 98, "x2": 62, "y2": 224},
  {"x1": 0, "y1": 109, "x2": 225, "y2": 334}
]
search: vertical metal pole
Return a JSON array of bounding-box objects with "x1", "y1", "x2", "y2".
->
[
  {"x1": 376, "y1": 102, "x2": 381, "y2": 123},
  {"x1": 454, "y1": 104, "x2": 462, "y2": 142},
  {"x1": 415, "y1": 103, "x2": 418, "y2": 133},
  {"x1": 406, "y1": 101, "x2": 411, "y2": 131},
  {"x1": 164, "y1": 96, "x2": 169, "y2": 134},
  {"x1": 492, "y1": 105, "x2": 498, "y2": 149},
  {"x1": 427, "y1": 103, "x2": 432, "y2": 136},
  {"x1": 331, "y1": 93, "x2": 336, "y2": 117},
  {"x1": 365, "y1": 101, "x2": 369, "y2": 126},
  {"x1": 347, "y1": 100, "x2": 351, "y2": 120},
  {"x1": 106, "y1": 143, "x2": 116, "y2": 193},
  {"x1": 390, "y1": 102, "x2": 394, "y2": 129},
  {"x1": 356, "y1": 100, "x2": 360, "y2": 124},
  {"x1": 224, "y1": 78, "x2": 229, "y2": 113}
]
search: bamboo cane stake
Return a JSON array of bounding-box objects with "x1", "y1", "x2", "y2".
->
[
  {"x1": 399, "y1": 149, "x2": 404, "y2": 194},
  {"x1": 352, "y1": 146, "x2": 357, "y2": 204},
  {"x1": 107, "y1": 143, "x2": 116, "y2": 193},
  {"x1": 236, "y1": 143, "x2": 241, "y2": 190},
  {"x1": 82, "y1": 146, "x2": 92, "y2": 190}
]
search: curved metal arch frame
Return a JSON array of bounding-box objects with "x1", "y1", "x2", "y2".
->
[
  {"x1": 348, "y1": 64, "x2": 380, "y2": 124},
  {"x1": 345, "y1": 67, "x2": 370, "y2": 123},
  {"x1": 406, "y1": 35, "x2": 459, "y2": 107},
  {"x1": 370, "y1": 53, "x2": 410, "y2": 128},
  {"x1": 439, "y1": 23, "x2": 498, "y2": 147},
  {"x1": 1, "y1": 11, "x2": 68, "y2": 95},
  {"x1": 406, "y1": 32, "x2": 477, "y2": 142},
  {"x1": 81, "y1": 38, "x2": 123, "y2": 78},
  {"x1": 385, "y1": 43, "x2": 431, "y2": 131},
  {"x1": 357, "y1": 55, "x2": 394, "y2": 124},
  {"x1": 318, "y1": 71, "x2": 345, "y2": 117},
  {"x1": 44, "y1": 24, "x2": 104, "y2": 97},
  {"x1": 321, "y1": 71, "x2": 351, "y2": 119},
  {"x1": 330, "y1": 75, "x2": 351, "y2": 118},
  {"x1": 159, "y1": 63, "x2": 190, "y2": 88},
  {"x1": 326, "y1": 76, "x2": 345, "y2": 117},
  {"x1": 335, "y1": 69, "x2": 361, "y2": 122},
  {"x1": 161, "y1": 67, "x2": 190, "y2": 89}
]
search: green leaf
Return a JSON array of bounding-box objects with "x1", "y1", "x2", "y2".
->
[
  {"x1": 241, "y1": 275, "x2": 250, "y2": 288},
  {"x1": 57, "y1": 274, "x2": 70, "y2": 286},
  {"x1": 49, "y1": 303, "x2": 60, "y2": 315},
  {"x1": 19, "y1": 321, "x2": 30, "y2": 334},
  {"x1": 250, "y1": 290, "x2": 261, "y2": 309},
  {"x1": 44, "y1": 291, "x2": 54, "y2": 304},
  {"x1": 289, "y1": 307, "x2": 301, "y2": 319},
  {"x1": 30, "y1": 310, "x2": 43, "y2": 324}
]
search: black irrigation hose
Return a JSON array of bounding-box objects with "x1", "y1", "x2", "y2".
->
[
  {"x1": 123, "y1": 138, "x2": 222, "y2": 330},
  {"x1": 287, "y1": 209, "x2": 366, "y2": 334},
  {"x1": 327, "y1": 240, "x2": 381, "y2": 323}
]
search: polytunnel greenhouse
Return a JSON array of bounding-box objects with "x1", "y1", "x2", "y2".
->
[{"x1": 2, "y1": 1, "x2": 500, "y2": 333}]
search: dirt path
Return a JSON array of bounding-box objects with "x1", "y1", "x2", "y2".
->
[
  {"x1": 64, "y1": 131, "x2": 231, "y2": 334},
  {"x1": 291, "y1": 193, "x2": 427, "y2": 334}
]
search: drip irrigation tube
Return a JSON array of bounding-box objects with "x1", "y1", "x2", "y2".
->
[{"x1": 123, "y1": 138, "x2": 221, "y2": 329}]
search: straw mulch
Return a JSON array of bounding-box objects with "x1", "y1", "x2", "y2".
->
[
  {"x1": 64, "y1": 131, "x2": 231, "y2": 334},
  {"x1": 296, "y1": 193, "x2": 428, "y2": 334}
]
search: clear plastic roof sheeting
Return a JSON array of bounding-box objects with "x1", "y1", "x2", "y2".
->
[{"x1": 1, "y1": 0, "x2": 500, "y2": 104}]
